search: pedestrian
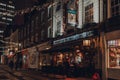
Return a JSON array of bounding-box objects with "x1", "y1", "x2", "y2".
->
[
  {"x1": 9, "y1": 60, "x2": 14, "y2": 70},
  {"x1": 63, "y1": 58, "x2": 70, "y2": 76}
]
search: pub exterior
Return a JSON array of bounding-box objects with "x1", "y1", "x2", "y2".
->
[{"x1": 47, "y1": 26, "x2": 101, "y2": 77}]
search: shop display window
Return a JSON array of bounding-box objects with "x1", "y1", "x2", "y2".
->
[{"x1": 108, "y1": 39, "x2": 120, "y2": 67}]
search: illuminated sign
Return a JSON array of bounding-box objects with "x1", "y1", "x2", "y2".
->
[{"x1": 53, "y1": 30, "x2": 97, "y2": 45}]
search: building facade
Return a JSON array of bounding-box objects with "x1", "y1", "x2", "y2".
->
[
  {"x1": 5, "y1": 0, "x2": 120, "y2": 80},
  {"x1": 102, "y1": 0, "x2": 120, "y2": 80},
  {"x1": 52, "y1": 0, "x2": 64, "y2": 37},
  {"x1": 0, "y1": 0, "x2": 15, "y2": 25}
]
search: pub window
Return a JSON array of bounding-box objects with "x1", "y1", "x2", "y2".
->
[
  {"x1": 85, "y1": 3, "x2": 93, "y2": 23},
  {"x1": 111, "y1": 0, "x2": 120, "y2": 16},
  {"x1": 108, "y1": 39, "x2": 120, "y2": 67}
]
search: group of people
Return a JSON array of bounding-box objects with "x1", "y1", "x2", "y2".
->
[{"x1": 8, "y1": 59, "x2": 22, "y2": 70}]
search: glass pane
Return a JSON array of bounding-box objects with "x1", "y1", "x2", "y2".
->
[
  {"x1": 111, "y1": 0, "x2": 115, "y2": 6},
  {"x1": 115, "y1": 0, "x2": 118, "y2": 5}
]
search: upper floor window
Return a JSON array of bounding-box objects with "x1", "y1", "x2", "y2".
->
[
  {"x1": 41, "y1": 30, "x2": 44, "y2": 40},
  {"x1": 35, "y1": 16, "x2": 39, "y2": 30},
  {"x1": 48, "y1": 26, "x2": 52, "y2": 38},
  {"x1": 85, "y1": 3, "x2": 93, "y2": 23},
  {"x1": 56, "y1": 1, "x2": 61, "y2": 12},
  {"x1": 48, "y1": 5, "x2": 52, "y2": 19},
  {"x1": 56, "y1": 21, "x2": 61, "y2": 35},
  {"x1": 41, "y1": 11, "x2": 44, "y2": 22},
  {"x1": 111, "y1": 0, "x2": 120, "y2": 16}
]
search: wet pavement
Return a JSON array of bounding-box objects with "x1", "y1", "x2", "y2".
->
[{"x1": 0, "y1": 65, "x2": 92, "y2": 80}]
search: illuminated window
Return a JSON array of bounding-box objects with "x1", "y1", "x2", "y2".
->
[
  {"x1": 108, "y1": 39, "x2": 120, "y2": 67},
  {"x1": 85, "y1": 3, "x2": 93, "y2": 23}
]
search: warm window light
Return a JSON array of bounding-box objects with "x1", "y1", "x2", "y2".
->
[
  {"x1": 46, "y1": 47, "x2": 50, "y2": 50},
  {"x1": 15, "y1": 48, "x2": 18, "y2": 51},
  {"x1": 83, "y1": 40, "x2": 91, "y2": 46},
  {"x1": 8, "y1": 49, "x2": 10, "y2": 51},
  {"x1": 19, "y1": 43, "x2": 21, "y2": 46}
]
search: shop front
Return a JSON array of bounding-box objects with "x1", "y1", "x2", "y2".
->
[
  {"x1": 27, "y1": 47, "x2": 39, "y2": 69},
  {"x1": 51, "y1": 28, "x2": 101, "y2": 77},
  {"x1": 103, "y1": 30, "x2": 120, "y2": 80},
  {"x1": 37, "y1": 42, "x2": 51, "y2": 70}
]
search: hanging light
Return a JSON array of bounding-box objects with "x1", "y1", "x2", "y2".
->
[{"x1": 83, "y1": 40, "x2": 91, "y2": 46}]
